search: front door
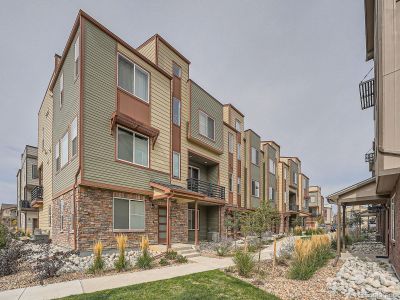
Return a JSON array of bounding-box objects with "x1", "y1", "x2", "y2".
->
[
  {"x1": 32, "y1": 218, "x2": 38, "y2": 231},
  {"x1": 158, "y1": 207, "x2": 167, "y2": 244},
  {"x1": 188, "y1": 166, "x2": 200, "y2": 192}
]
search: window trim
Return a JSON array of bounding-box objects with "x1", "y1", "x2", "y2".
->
[
  {"x1": 269, "y1": 158, "x2": 276, "y2": 175},
  {"x1": 70, "y1": 116, "x2": 78, "y2": 158},
  {"x1": 117, "y1": 53, "x2": 150, "y2": 104},
  {"x1": 198, "y1": 110, "x2": 216, "y2": 141},
  {"x1": 172, "y1": 151, "x2": 181, "y2": 179},
  {"x1": 172, "y1": 97, "x2": 181, "y2": 127},
  {"x1": 32, "y1": 165, "x2": 38, "y2": 180},
  {"x1": 188, "y1": 208, "x2": 200, "y2": 231},
  {"x1": 251, "y1": 147, "x2": 259, "y2": 166},
  {"x1": 235, "y1": 119, "x2": 241, "y2": 132},
  {"x1": 116, "y1": 125, "x2": 150, "y2": 168},
  {"x1": 251, "y1": 180, "x2": 260, "y2": 198},
  {"x1": 391, "y1": 194, "x2": 396, "y2": 242},
  {"x1": 60, "y1": 131, "x2": 69, "y2": 169},
  {"x1": 112, "y1": 197, "x2": 146, "y2": 232}
]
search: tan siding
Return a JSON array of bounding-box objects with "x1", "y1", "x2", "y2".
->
[
  {"x1": 38, "y1": 89, "x2": 53, "y2": 233},
  {"x1": 52, "y1": 28, "x2": 80, "y2": 195},
  {"x1": 137, "y1": 38, "x2": 156, "y2": 64}
]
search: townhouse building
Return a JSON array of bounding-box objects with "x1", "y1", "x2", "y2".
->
[
  {"x1": 16, "y1": 145, "x2": 39, "y2": 233},
  {"x1": 29, "y1": 10, "x2": 323, "y2": 251},
  {"x1": 328, "y1": 0, "x2": 400, "y2": 276},
  {"x1": 323, "y1": 204, "x2": 333, "y2": 227}
]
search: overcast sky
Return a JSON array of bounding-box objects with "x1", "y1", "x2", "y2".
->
[{"x1": 0, "y1": 0, "x2": 373, "y2": 204}]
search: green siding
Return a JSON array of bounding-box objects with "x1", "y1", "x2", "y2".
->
[
  {"x1": 52, "y1": 29, "x2": 80, "y2": 195},
  {"x1": 190, "y1": 82, "x2": 223, "y2": 152},
  {"x1": 82, "y1": 21, "x2": 168, "y2": 191},
  {"x1": 249, "y1": 131, "x2": 261, "y2": 208}
]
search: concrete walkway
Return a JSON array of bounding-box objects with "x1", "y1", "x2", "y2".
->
[{"x1": 0, "y1": 239, "x2": 285, "y2": 300}]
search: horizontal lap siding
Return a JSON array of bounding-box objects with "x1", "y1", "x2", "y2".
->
[
  {"x1": 38, "y1": 89, "x2": 53, "y2": 231},
  {"x1": 137, "y1": 38, "x2": 156, "y2": 64},
  {"x1": 83, "y1": 22, "x2": 169, "y2": 191},
  {"x1": 53, "y1": 28, "x2": 80, "y2": 195}
]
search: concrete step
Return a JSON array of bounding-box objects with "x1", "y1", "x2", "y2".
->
[
  {"x1": 178, "y1": 249, "x2": 199, "y2": 255},
  {"x1": 184, "y1": 253, "x2": 201, "y2": 258}
]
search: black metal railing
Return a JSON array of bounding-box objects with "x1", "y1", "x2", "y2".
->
[
  {"x1": 359, "y1": 78, "x2": 375, "y2": 110},
  {"x1": 187, "y1": 178, "x2": 225, "y2": 201},
  {"x1": 20, "y1": 200, "x2": 31, "y2": 208},
  {"x1": 31, "y1": 186, "x2": 43, "y2": 201},
  {"x1": 289, "y1": 204, "x2": 299, "y2": 212},
  {"x1": 365, "y1": 151, "x2": 375, "y2": 163}
]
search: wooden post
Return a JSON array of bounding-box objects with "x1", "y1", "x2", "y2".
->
[
  {"x1": 334, "y1": 202, "x2": 341, "y2": 266},
  {"x1": 166, "y1": 197, "x2": 171, "y2": 250},
  {"x1": 342, "y1": 204, "x2": 346, "y2": 250},
  {"x1": 272, "y1": 238, "x2": 277, "y2": 271},
  {"x1": 195, "y1": 201, "x2": 199, "y2": 246}
]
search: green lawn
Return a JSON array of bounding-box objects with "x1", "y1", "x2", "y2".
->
[{"x1": 61, "y1": 270, "x2": 279, "y2": 300}]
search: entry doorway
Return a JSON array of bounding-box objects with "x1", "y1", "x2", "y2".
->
[{"x1": 158, "y1": 207, "x2": 167, "y2": 244}]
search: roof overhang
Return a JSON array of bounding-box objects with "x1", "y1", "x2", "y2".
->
[
  {"x1": 364, "y1": 0, "x2": 375, "y2": 61},
  {"x1": 327, "y1": 177, "x2": 390, "y2": 206}
]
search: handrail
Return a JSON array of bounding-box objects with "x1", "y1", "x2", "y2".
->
[{"x1": 187, "y1": 178, "x2": 225, "y2": 201}]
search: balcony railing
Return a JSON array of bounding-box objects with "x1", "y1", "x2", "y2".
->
[
  {"x1": 187, "y1": 178, "x2": 225, "y2": 201},
  {"x1": 359, "y1": 78, "x2": 375, "y2": 110},
  {"x1": 20, "y1": 200, "x2": 31, "y2": 209},
  {"x1": 289, "y1": 204, "x2": 299, "y2": 212},
  {"x1": 31, "y1": 186, "x2": 43, "y2": 201},
  {"x1": 365, "y1": 151, "x2": 375, "y2": 163}
]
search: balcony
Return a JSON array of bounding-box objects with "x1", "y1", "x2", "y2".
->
[
  {"x1": 31, "y1": 186, "x2": 43, "y2": 208},
  {"x1": 20, "y1": 200, "x2": 31, "y2": 209},
  {"x1": 288, "y1": 203, "x2": 299, "y2": 212},
  {"x1": 187, "y1": 178, "x2": 225, "y2": 201},
  {"x1": 359, "y1": 78, "x2": 375, "y2": 110}
]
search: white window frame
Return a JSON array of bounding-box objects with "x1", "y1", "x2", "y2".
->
[
  {"x1": 391, "y1": 194, "x2": 396, "y2": 242},
  {"x1": 251, "y1": 180, "x2": 260, "y2": 198},
  {"x1": 112, "y1": 197, "x2": 146, "y2": 232},
  {"x1": 251, "y1": 147, "x2": 259, "y2": 165},
  {"x1": 199, "y1": 111, "x2": 215, "y2": 141},
  {"x1": 188, "y1": 208, "x2": 200, "y2": 231},
  {"x1": 228, "y1": 132, "x2": 234, "y2": 154},
  {"x1": 74, "y1": 36, "x2": 80, "y2": 79},
  {"x1": 172, "y1": 151, "x2": 181, "y2": 179},
  {"x1": 60, "y1": 132, "x2": 69, "y2": 168},
  {"x1": 71, "y1": 117, "x2": 78, "y2": 157},
  {"x1": 116, "y1": 125, "x2": 150, "y2": 168},
  {"x1": 269, "y1": 187, "x2": 274, "y2": 201},
  {"x1": 269, "y1": 159, "x2": 275, "y2": 175},
  {"x1": 117, "y1": 53, "x2": 150, "y2": 103},
  {"x1": 60, "y1": 72, "x2": 64, "y2": 108},
  {"x1": 235, "y1": 119, "x2": 241, "y2": 132},
  {"x1": 172, "y1": 97, "x2": 181, "y2": 126},
  {"x1": 237, "y1": 144, "x2": 241, "y2": 160},
  {"x1": 237, "y1": 177, "x2": 241, "y2": 193},
  {"x1": 293, "y1": 172, "x2": 298, "y2": 185}
]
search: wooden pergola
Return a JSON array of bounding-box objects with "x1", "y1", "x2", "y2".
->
[{"x1": 327, "y1": 177, "x2": 390, "y2": 261}]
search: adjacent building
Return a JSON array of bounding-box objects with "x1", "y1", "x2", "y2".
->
[
  {"x1": 27, "y1": 10, "x2": 324, "y2": 251},
  {"x1": 0, "y1": 203, "x2": 17, "y2": 229}
]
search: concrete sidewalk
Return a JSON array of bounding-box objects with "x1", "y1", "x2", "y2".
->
[{"x1": 0, "y1": 239, "x2": 285, "y2": 300}]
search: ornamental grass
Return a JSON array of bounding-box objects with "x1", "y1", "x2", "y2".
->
[
  {"x1": 115, "y1": 234, "x2": 128, "y2": 271},
  {"x1": 289, "y1": 234, "x2": 334, "y2": 280},
  {"x1": 89, "y1": 240, "x2": 104, "y2": 273}
]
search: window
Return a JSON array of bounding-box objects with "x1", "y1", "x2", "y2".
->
[
  {"x1": 60, "y1": 72, "x2": 64, "y2": 107},
  {"x1": 237, "y1": 144, "x2": 241, "y2": 160},
  {"x1": 251, "y1": 147, "x2": 259, "y2": 165},
  {"x1": 235, "y1": 120, "x2": 241, "y2": 131},
  {"x1": 173, "y1": 152, "x2": 180, "y2": 179},
  {"x1": 293, "y1": 172, "x2": 298, "y2": 184},
  {"x1": 60, "y1": 200, "x2": 64, "y2": 231},
  {"x1": 113, "y1": 198, "x2": 145, "y2": 231},
  {"x1": 228, "y1": 133, "x2": 234, "y2": 153},
  {"x1": 199, "y1": 111, "x2": 215, "y2": 140},
  {"x1": 48, "y1": 205, "x2": 51, "y2": 227},
  {"x1": 269, "y1": 159, "x2": 275, "y2": 174},
  {"x1": 229, "y1": 174, "x2": 233, "y2": 192},
  {"x1": 391, "y1": 195, "x2": 396, "y2": 241},
  {"x1": 310, "y1": 196, "x2": 316, "y2": 203},
  {"x1": 269, "y1": 187, "x2": 275, "y2": 201},
  {"x1": 55, "y1": 142, "x2": 60, "y2": 171},
  {"x1": 173, "y1": 63, "x2": 182, "y2": 78},
  {"x1": 188, "y1": 209, "x2": 199, "y2": 230},
  {"x1": 251, "y1": 180, "x2": 260, "y2": 197},
  {"x1": 32, "y1": 165, "x2": 38, "y2": 179},
  {"x1": 61, "y1": 132, "x2": 69, "y2": 168},
  {"x1": 118, "y1": 54, "x2": 149, "y2": 102},
  {"x1": 117, "y1": 127, "x2": 149, "y2": 167},
  {"x1": 74, "y1": 37, "x2": 79, "y2": 78},
  {"x1": 172, "y1": 97, "x2": 181, "y2": 126},
  {"x1": 237, "y1": 177, "x2": 241, "y2": 193},
  {"x1": 71, "y1": 117, "x2": 78, "y2": 157}
]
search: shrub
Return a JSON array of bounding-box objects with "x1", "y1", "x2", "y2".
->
[
  {"x1": 289, "y1": 234, "x2": 334, "y2": 280},
  {"x1": 0, "y1": 240, "x2": 25, "y2": 276},
  {"x1": 114, "y1": 234, "x2": 128, "y2": 272},
  {"x1": 159, "y1": 258, "x2": 170, "y2": 266},
  {"x1": 89, "y1": 241, "x2": 104, "y2": 273},
  {"x1": 135, "y1": 250, "x2": 153, "y2": 270},
  {"x1": 0, "y1": 224, "x2": 9, "y2": 249},
  {"x1": 176, "y1": 254, "x2": 188, "y2": 263},
  {"x1": 344, "y1": 234, "x2": 353, "y2": 245},
  {"x1": 293, "y1": 226, "x2": 303, "y2": 236},
  {"x1": 233, "y1": 250, "x2": 255, "y2": 277},
  {"x1": 165, "y1": 250, "x2": 178, "y2": 260},
  {"x1": 216, "y1": 245, "x2": 229, "y2": 257},
  {"x1": 278, "y1": 236, "x2": 295, "y2": 259}
]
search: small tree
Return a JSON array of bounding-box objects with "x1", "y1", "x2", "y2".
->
[
  {"x1": 224, "y1": 210, "x2": 241, "y2": 248},
  {"x1": 293, "y1": 216, "x2": 303, "y2": 228},
  {"x1": 251, "y1": 201, "x2": 280, "y2": 271}
]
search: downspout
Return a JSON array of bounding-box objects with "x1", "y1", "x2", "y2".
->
[{"x1": 73, "y1": 166, "x2": 81, "y2": 251}]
